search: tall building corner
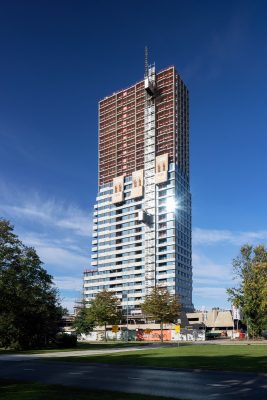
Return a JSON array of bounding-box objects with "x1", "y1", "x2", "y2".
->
[{"x1": 84, "y1": 56, "x2": 193, "y2": 320}]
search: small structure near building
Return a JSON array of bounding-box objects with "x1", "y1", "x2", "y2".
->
[{"x1": 186, "y1": 307, "x2": 243, "y2": 338}]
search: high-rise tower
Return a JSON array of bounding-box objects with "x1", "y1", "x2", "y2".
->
[{"x1": 84, "y1": 56, "x2": 193, "y2": 317}]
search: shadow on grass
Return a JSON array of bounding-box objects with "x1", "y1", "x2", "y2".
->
[
  {"x1": 0, "y1": 380, "x2": 177, "y2": 400},
  {"x1": 60, "y1": 345, "x2": 267, "y2": 373}
]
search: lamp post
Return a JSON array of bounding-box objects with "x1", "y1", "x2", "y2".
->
[
  {"x1": 201, "y1": 308, "x2": 207, "y2": 340},
  {"x1": 122, "y1": 292, "x2": 129, "y2": 342},
  {"x1": 126, "y1": 293, "x2": 129, "y2": 341}
]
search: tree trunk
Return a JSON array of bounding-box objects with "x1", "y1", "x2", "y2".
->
[
  {"x1": 160, "y1": 321, "x2": 164, "y2": 343},
  {"x1": 104, "y1": 323, "x2": 107, "y2": 342}
]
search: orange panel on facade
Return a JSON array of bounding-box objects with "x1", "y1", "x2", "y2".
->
[{"x1": 136, "y1": 329, "x2": 172, "y2": 341}]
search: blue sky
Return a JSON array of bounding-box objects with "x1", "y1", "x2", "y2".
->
[{"x1": 0, "y1": 0, "x2": 267, "y2": 311}]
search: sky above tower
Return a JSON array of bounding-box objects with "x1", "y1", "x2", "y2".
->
[{"x1": 0, "y1": 0, "x2": 267, "y2": 311}]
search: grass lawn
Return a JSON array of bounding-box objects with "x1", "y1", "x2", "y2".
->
[
  {"x1": 0, "y1": 380, "x2": 177, "y2": 400},
  {"x1": 0, "y1": 341, "x2": 150, "y2": 355},
  {"x1": 54, "y1": 344, "x2": 267, "y2": 373}
]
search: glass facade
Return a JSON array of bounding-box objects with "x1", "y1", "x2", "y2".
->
[{"x1": 84, "y1": 163, "x2": 193, "y2": 313}]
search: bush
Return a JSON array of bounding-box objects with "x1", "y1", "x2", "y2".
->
[
  {"x1": 55, "y1": 333, "x2": 77, "y2": 348},
  {"x1": 261, "y1": 330, "x2": 267, "y2": 340}
]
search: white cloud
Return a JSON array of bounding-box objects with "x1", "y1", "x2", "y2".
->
[
  {"x1": 194, "y1": 287, "x2": 228, "y2": 300},
  {"x1": 192, "y1": 252, "x2": 234, "y2": 309},
  {"x1": 17, "y1": 232, "x2": 89, "y2": 272},
  {"x1": 0, "y1": 183, "x2": 89, "y2": 313},
  {"x1": 192, "y1": 228, "x2": 267, "y2": 308},
  {"x1": 0, "y1": 188, "x2": 92, "y2": 237},
  {"x1": 56, "y1": 214, "x2": 90, "y2": 237},
  {"x1": 192, "y1": 252, "x2": 232, "y2": 283},
  {"x1": 193, "y1": 227, "x2": 267, "y2": 246},
  {"x1": 60, "y1": 297, "x2": 77, "y2": 313},
  {"x1": 37, "y1": 246, "x2": 88, "y2": 270},
  {"x1": 0, "y1": 185, "x2": 91, "y2": 271},
  {"x1": 54, "y1": 276, "x2": 82, "y2": 291}
]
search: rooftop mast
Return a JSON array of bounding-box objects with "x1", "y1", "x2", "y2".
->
[{"x1": 145, "y1": 46, "x2": 149, "y2": 78}]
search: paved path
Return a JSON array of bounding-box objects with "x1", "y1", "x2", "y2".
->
[
  {"x1": 0, "y1": 359, "x2": 266, "y2": 399},
  {"x1": 0, "y1": 344, "x2": 164, "y2": 361}
]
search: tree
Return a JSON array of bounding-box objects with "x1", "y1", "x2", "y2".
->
[
  {"x1": 141, "y1": 287, "x2": 181, "y2": 342},
  {"x1": 0, "y1": 219, "x2": 64, "y2": 349},
  {"x1": 87, "y1": 290, "x2": 121, "y2": 341},
  {"x1": 227, "y1": 244, "x2": 267, "y2": 338},
  {"x1": 73, "y1": 302, "x2": 94, "y2": 335}
]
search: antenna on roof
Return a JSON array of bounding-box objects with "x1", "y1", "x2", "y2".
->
[{"x1": 144, "y1": 46, "x2": 148, "y2": 78}]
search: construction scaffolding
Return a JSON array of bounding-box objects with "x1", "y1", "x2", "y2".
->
[{"x1": 144, "y1": 58, "x2": 157, "y2": 294}]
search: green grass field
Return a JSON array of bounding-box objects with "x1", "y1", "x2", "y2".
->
[
  {"x1": 0, "y1": 380, "x2": 177, "y2": 400},
  {"x1": 55, "y1": 344, "x2": 267, "y2": 373}
]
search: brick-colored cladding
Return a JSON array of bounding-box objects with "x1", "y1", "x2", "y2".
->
[{"x1": 98, "y1": 66, "x2": 189, "y2": 186}]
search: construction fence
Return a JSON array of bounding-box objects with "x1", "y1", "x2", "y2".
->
[{"x1": 79, "y1": 327, "x2": 205, "y2": 342}]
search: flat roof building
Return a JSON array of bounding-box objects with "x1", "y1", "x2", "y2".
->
[{"x1": 84, "y1": 55, "x2": 193, "y2": 317}]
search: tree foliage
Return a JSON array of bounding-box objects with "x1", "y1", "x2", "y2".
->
[
  {"x1": 227, "y1": 244, "x2": 267, "y2": 337},
  {"x1": 0, "y1": 219, "x2": 64, "y2": 349},
  {"x1": 141, "y1": 287, "x2": 181, "y2": 342},
  {"x1": 87, "y1": 290, "x2": 121, "y2": 341},
  {"x1": 73, "y1": 302, "x2": 94, "y2": 335}
]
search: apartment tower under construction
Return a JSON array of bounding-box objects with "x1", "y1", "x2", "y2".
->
[{"x1": 84, "y1": 54, "x2": 193, "y2": 317}]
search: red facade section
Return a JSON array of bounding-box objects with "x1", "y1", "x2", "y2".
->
[
  {"x1": 99, "y1": 82, "x2": 145, "y2": 186},
  {"x1": 156, "y1": 67, "x2": 175, "y2": 163},
  {"x1": 98, "y1": 66, "x2": 188, "y2": 186}
]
